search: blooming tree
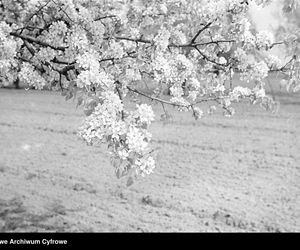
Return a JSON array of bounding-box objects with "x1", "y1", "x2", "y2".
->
[{"x1": 0, "y1": 0, "x2": 299, "y2": 185}]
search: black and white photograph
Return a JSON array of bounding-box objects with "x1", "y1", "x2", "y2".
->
[{"x1": 0, "y1": 0, "x2": 299, "y2": 236}]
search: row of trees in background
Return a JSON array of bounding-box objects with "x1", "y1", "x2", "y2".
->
[{"x1": 0, "y1": 0, "x2": 299, "y2": 184}]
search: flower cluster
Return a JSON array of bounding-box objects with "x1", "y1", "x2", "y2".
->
[
  {"x1": 35, "y1": 48, "x2": 57, "y2": 63},
  {"x1": 76, "y1": 51, "x2": 115, "y2": 90},
  {"x1": 76, "y1": 51, "x2": 100, "y2": 70},
  {"x1": 0, "y1": 22, "x2": 18, "y2": 83},
  {"x1": 239, "y1": 18, "x2": 256, "y2": 49},
  {"x1": 18, "y1": 62, "x2": 46, "y2": 89},
  {"x1": 172, "y1": 30, "x2": 187, "y2": 45},
  {"x1": 107, "y1": 40, "x2": 126, "y2": 59},
  {"x1": 78, "y1": 91, "x2": 124, "y2": 142},
  {"x1": 230, "y1": 86, "x2": 252, "y2": 101},
  {"x1": 135, "y1": 156, "x2": 155, "y2": 177},
  {"x1": 134, "y1": 104, "x2": 155, "y2": 125},
  {"x1": 153, "y1": 27, "x2": 171, "y2": 52},
  {"x1": 78, "y1": 91, "x2": 155, "y2": 179},
  {"x1": 44, "y1": 21, "x2": 68, "y2": 48},
  {"x1": 253, "y1": 86, "x2": 266, "y2": 99},
  {"x1": 125, "y1": 68, "x2": 141, "y2": 82},
  {"x1": 152, "y1": 52, "x2": 173, "y2": 81},
  {"x1": 249, "y1": 61, "x2": 270, "y2": 81},
  {"x1": 66, "y1": 28, "x2": 89, "y2": 55},
  {"x1": 126, "y1": 126, "x2": 150, "y2": 154},
  {"x1": 234, "y1": 48, "x2": 250, "y2": 71},
  {"x1": 255, "y1": 31, "x2": 274, "y2": 50},
  {"x1": 265, "y1": 54, "x2": 282, "y2": 69}
]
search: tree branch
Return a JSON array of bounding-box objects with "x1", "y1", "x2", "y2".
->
[
  {"x1": 94, "y1": 15, "x2": 117, "y2": 21},
  {"x1": 190, "y1": 21, "x2": 213, "y2": 44},
  {"x1": 127, "y1": 86, "x2": 225, "y2": 108},
  {"x1": 112, "y1": 35, "x2": 235, "y2": 50},
  {"x1": 10, "y1": 32, "x2": 67, "y2": 51}
]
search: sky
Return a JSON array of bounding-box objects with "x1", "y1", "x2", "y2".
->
[{"x1": 249, "y1": 1, "x2": 284, "y2": 32}]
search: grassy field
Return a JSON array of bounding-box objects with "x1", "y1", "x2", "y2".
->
[{"x1": 0, "y1": 81, "x2": 299, "y2": 232}]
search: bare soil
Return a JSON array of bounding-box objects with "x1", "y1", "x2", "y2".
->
[{"x1": 0, "y1": 85, "x2": 299, "y2": 232}]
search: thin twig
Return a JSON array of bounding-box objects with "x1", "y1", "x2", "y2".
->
[{"x1": 190, "y1": 21, "x2": 213, "y2": 44}]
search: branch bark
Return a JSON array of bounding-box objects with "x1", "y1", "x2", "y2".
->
[{"x1": 10, "y1": 32, "x2": 67, "y2": 51}]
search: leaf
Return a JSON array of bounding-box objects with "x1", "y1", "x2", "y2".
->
[
  {"x1": 126, "y1": 176, "x2": 134, "y2": 187},
  {"x1": 112, "y1": 157, "x2": 121, "y2": 169},
  {"x1": 115, "y1": 168, "x2": 123, "y2": 179},
  {"x1": 83, "y1": 108, "x2": 94, "y2": 116},
  {"x1": 76, "y1": 96, "x2": 84, "y2": 108},
  {"x1": 65, "y1": 91, "x2": 73, "y2": 101},
  {"x1": 116, "y1": 166, "x2": 129, "y2": 179}
]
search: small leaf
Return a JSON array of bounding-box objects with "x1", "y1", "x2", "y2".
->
[
  {"x1": 116, "y1": 168, "x2": 122, "y2": 179},
  {"x1": 77, "y1": 96, "x2": 84, "y2": 107},
  {"x1": 65, "y1": 91, "x2": 73, "y2": 101},
  {"x1": 84, "y1": 108, "x2": 94, "y2": 116},
  {"x1": 112, "y1": 157, "x2": 121, "y2": 169},
  {"x1": 126, "y1": 176, "x2": 134, "y2": 187}
]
